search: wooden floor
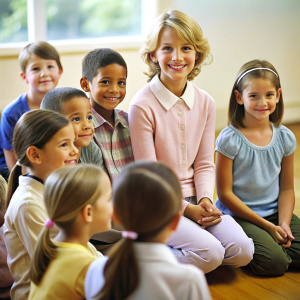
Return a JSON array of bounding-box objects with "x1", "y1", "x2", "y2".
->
[{"x1": 208, "y1": 123, "x2": 300, "y2": 300}]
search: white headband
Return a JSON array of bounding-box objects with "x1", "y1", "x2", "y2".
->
[{"x1": 236, "y1": 67, "x2": 278, "y2": 86}]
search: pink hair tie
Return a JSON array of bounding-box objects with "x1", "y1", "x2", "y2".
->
[
  {"x1": 44, "y1": 219, "x2": 54, "y2": 229},
  {"x1": 122, "y1": 231, "x2": 138, "y2": 240}
]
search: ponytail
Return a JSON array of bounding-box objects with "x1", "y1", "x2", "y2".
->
[
  {"x1": 96, "y1": 239, "x2": 139, "y2": 300},
  {"x1": 30, "y1": 225, "x2": 57, "y2": 285},
  {"x1": 6, "y1": 164, "x2": 22, "y2": 209}
]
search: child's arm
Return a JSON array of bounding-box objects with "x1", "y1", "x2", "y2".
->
[
  {"x1": 216, "y1": 152, "x2": 287, "y2": 244},
  {"x1": 278, "y1": 153, "x2": 295, "y2": 248},
  {"x1": 4, "y1": 150, "x2": 17, "y2": 171}
]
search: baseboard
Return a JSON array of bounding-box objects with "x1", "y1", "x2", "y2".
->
[{"x1": 216, "y1": 101, "x2": 300, "y2": 131}]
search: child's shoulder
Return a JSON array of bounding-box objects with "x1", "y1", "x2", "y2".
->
[
  {"x1": 2, "y1": 92, "x2": 29, "y2": 115},
  {"x1": 275, "y1": 124, "x2": 297, "y2": 154}
]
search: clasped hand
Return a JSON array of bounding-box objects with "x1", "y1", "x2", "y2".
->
[{"x1": 185, "y1": 198, "x2": 222, "y2": 228}]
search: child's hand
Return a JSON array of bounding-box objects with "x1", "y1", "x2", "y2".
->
[
  {"x1": 184, "y1": 199, "x2": 222, "y2": 228},
  {"x1": 268, "y1": 225, "x2": 289, "y2": 245},
  {"x1": 279, "y1": 223, "x2": 294, "y2": 248}
]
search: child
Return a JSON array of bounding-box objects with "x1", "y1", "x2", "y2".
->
[
  {"x1": 3, "y1": 109, "x2": 78, "y2": 299},
  {"x1": 0, "y1": 175, "x2": 14, "y2": 298},
  {"x1": 215, "y1": 59, "x2": 300, "y2": 276},
  {"x1": 41, "y1": 87, "x2": 104, "y2": 167},
  {"x1": 80, "y1": 48, "x2": 134, "y2": 182},
  {"x1": 85, "y1": 161, "x2": 212, "y2": 300},
  {"x1": 0, "y1": 41, "x2": 63, "y2": 179},
  {"x1": 29, "y1": 164, "x2": 112, "y2": 299},
  {"x1": 129, "y1": 10, "x2": 254, "y2": 273}
]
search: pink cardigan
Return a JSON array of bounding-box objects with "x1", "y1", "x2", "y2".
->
[{"x1": 129, "y1": 76, "x2": 216, "y2": 211}]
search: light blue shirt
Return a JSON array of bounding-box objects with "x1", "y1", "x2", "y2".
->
[{"x1": 215, "y1": 124, "x2": 296, "y2": 217}]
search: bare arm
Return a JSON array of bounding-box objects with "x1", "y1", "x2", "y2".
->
[
  {"x1": 4, "y1": 149, "x2": 17, "y2": 171},
  {"x1": 278, "y1": 153, "x2": 295, "y2": 247},
  {"x1": 216, "y1": 151, "x2": 287, "y2": 244}
]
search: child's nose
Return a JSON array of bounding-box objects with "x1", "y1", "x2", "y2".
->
[
  {"x1": 172, "y1": 49, "x2": 183, "y2": 61},
  {"x1": 82, "y1": 119, "x2": 91, "y2": 129},
  {"x1": 71, "y1": 144, "x2": 79, "y2": 156},
  {"x1": 109, "y1": 83, "x2": 119, "y2": 93},
  {"x1": 40, "y1": 66, "x2": 49, "y2": 76}
]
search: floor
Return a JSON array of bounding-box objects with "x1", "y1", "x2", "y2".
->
[{"x1": 208, "y1": 123, "x2": 300, "y2": 300}]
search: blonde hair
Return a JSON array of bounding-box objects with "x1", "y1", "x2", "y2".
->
[
  {"x1": 229, "y1": 59, "x2": 284, "y2": 128},
  {"x1": 141, "y1": 9, "x2": 212, "y2": 82},
  {"x1": 96, "y1": 161, "x2": 182, "y2": 300},
  {"x1": 0, "y1": 175, "x2": 7, "y2": 226},
  {"x1": 31, "y1": 164, "x2": 109, "y2": 285}
]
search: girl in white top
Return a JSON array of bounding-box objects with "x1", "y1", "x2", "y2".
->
[
  {"x1": 3, "y1": 109, "x2": 78, "y2": 299},
  {"x1": 29, "y1": 164, "x2": 112, "y2": 299},
  {"x1": 85, "y1": 161, "x2": 211, "y2": 300}
]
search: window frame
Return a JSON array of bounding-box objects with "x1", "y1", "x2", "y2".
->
[{"x1": 0, "y1": 0, "x2": 158, "y2": 56}]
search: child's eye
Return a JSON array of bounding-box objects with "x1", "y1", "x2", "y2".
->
[
  {"x1": 87, "y1": 115, "x2": 93, "y2": 121},
  {"x1": 72, "y1": 117, "x2": 80, "y2": 122},
  {"x1": 162, "y1": 46, "x2": 172, "y2": 51},
  {"x1": 47, "y1": 65, "x2": 54, "y2": 69},
  {"x1": 183, "y1": 46, "x2": 192, "y2": 51},
  {"x1": 32, "y1": 67, "x2": 39, "y2": 71},
  {"x1": 249, "y1": 95, "x2": 257, "y2": 98},
  {"x1": 266, "y1": 93, "x2": 275, "y2": 97},
  {"x1": 100, "y1": 80, "x2": 110, "y2": 84},
  {"x1": 118, "y1": 81, "x2": 126, "y2": 86},
  {"x1": 60, "y1": 142, "x2": 67, "y2": 148}
]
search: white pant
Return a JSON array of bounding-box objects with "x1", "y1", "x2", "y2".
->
[{"x1": 167, "y1": 215, "x2": 254, "y2": 273}]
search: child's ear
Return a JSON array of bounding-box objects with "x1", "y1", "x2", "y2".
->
[
  {"x1": 112, "y1": 209, "x2": 121, "y2": 225},
  {"x1": 150, "y1": 51, "x2": 158, "y2": 63},
  {"x1": 235, "y1": 89, "x2": 243, "y2": 105},
  {"x1": 58, "y1": 67, "x2": 63, "y2": 76},
  {"x1": 20, "y1": 71, "x2": 28, "y2": 84},
  {"x1": 169, "y1": 212, "x2": 182, "y2": 232},
  {"x1": 80, "y1": 77, "x2": 90, "y2": 92},
  {"x1": 26, "y1": 146, "x2": 42, "y2": 164},
  {"x1": 195, "y1": 52, "x2": 199, "y2": 61},
  {"x1": 276, "y1": 88, "x2": 282, "y2": 103},
  {"x1": 82, "y1": 204, "x2": 93, "y2": 223}
]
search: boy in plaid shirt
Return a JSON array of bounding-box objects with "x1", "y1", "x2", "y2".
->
[{"x1": 80, "y1": 48, "x2": 134, "y2": 182}]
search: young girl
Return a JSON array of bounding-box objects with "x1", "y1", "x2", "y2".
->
[
  {"x1": 215, "y1": 59, "x2": 300, "y2": 276},
  {"x1": 3, "y1": 109, "x2": 78, "y2": 299},
  {"x1": 129, "y1": 9, "x2": 254, "y2": 273},
  {"x1": 85, "y1": 161, "x2": 211, "y2": 300},
  {"x1": 29, "y1": 164, "x2": 112, "y2": 299}
]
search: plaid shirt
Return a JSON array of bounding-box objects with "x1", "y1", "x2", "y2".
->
[{"x1": 92, "y1": 108, "x2": 134, "y2": 181}]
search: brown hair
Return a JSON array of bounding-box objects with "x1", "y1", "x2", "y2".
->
[
  {"x1": 96, "y1": 161, "x2": 182, "y2": 300},
  {"x1": 31, "y1": 164, "x2": 109, "y2": 284},
  {"x1": 0, "y1": 175, "x2": 7, "y2": 226},
  {"x1": 141, "y1": 9, "x2": 212, "y2": 82},
  {"x1": 19, "y1": 41, "x2": 62, "y2": 73},
  {"x1": 229, "y1": 59, "x2": 283, "y2": 128},
  {"x1": 6, "y1": 109, "x2": 70, "y2": 208}
]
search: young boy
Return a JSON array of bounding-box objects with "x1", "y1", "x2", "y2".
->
[
  {"x1": 0, "y1": 41, "x2": 63, "y2": 180},
  {"x1": 41, "y1": 87, "x2": 104, "y2": 168},
  {"x1": 80, "y1": 48, "x2": 134, "y2": 182}
]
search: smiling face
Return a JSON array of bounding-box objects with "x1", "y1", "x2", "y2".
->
[
  {"x1": 151, "y1": 27, "x2": 198, "y2": 96},
  {"x1": 235, "y1": 78, "x2": 281, "y2": 124},
  {"x1": 38, "y1": 123, "x2": 78, "y2": 179},
  {"x1": 86, "y1": 63, "x2": 127, "y2": 115},
  {"x1": 62, "y1": 97, "x2": 94, "y2": 148},
  {"x1": 21, "y1": 54, "x2": 62, "y2": 96}
]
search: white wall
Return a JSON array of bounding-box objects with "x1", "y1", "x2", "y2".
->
[{"x1": 1, "y1": 0, "x2": 299, "y2": 130}]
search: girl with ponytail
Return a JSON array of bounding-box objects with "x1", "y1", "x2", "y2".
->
[
  {"x1": 29, "y1": 164, "x2": 112, "y2": 299},
  {"x1": 85, "y1": 161, "x2": 211, "y2": 300},
  {"x1": 3, "y1": 109, "x2": 78, "y2": 300}
]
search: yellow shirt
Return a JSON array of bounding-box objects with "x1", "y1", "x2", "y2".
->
[{"x1": 29, "y1": 242, "x2": 101, "y2": 300}]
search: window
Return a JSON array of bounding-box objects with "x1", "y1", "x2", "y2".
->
[{"x1": 0, "y1": 0, "x2": 157, "y2": 53}]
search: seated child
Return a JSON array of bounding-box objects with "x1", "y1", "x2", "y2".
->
[
  {"x1": 0, "y1": 175, "x2": 13, "y2": 298},
  {"x1": 0, "y1": 41, "x2": 63, "y2": 180},
  {"x1": 85, "y1": 161, "x2": 211, "y2": 300},
  {"x1": 41, "y1": 87, "x2": 104, "y2": 167},
  {"x1": 29, "y1": 164, "x2": 111, "y2": 299},
  {"x1": 4, "y1": 109, "x2": 78, "y2": 299},
  {"x1": 80, "y1": 48, "x2": 134, "y2": 182}
]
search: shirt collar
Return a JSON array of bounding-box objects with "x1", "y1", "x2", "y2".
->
[
  {"x1": 92, "y1": 107, "x2": 128, "y2": 129},
  {"x1": 149, "y1": 75, "x2": 194, "y2": 110}
]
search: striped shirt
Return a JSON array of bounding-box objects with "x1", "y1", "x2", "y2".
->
[{"x1": 92, "y1": 108, "x2": 134, "y2": 181}]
